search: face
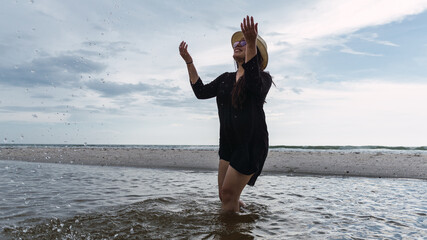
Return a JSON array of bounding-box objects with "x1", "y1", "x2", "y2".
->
[{"x1": 233, "y1": 38, "x2": 246, "y2": 61}]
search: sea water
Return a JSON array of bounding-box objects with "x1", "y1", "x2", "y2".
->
[
  {"x1": 2, "y1": 144, "x2": 427, "y2": 154},
  {"x1": 0, "y1": 160, "x2": 426, "y2": 239}
]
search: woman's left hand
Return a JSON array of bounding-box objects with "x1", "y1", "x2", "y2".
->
[{"x1": 240, "y1": 16, "x2": 258, "y2": 46}]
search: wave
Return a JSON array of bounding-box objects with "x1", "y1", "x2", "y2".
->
[
  {"x1": 1, "y1": 144, "x2": 426, "y2": 152},
  {"x1": 269, "y1": 145, "x2": 427, "y2": 151}
]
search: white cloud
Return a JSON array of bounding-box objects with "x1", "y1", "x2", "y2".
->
[
  {"x1": 340, "y1": 46, "x2": 383, "y2": 56},
  {"x1": 265, "y1": 0, "x2": 427, "y2": 44},
  {"x1": 267, "y1": 80, "x2": 427, "y2": 146},
  {"x1": 263, "y1": 0, "x2": 427, "y2": 70},
  {"x1": 2, "y1": 0, "x2": 427, "y2": 145}
]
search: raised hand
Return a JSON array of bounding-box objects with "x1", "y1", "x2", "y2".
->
[
  {"x1": 240, "y1": 16, "x2": 258, "y2": 63},
  {"x1": 240, "y1": 16, "x2": 258, "y2": 46},
  {"x1": 179, "y1": 41, "x2": 199, "y2": 83},
  {"x1": 179, "y1": 41, "x2": 193, "y2": 64}
]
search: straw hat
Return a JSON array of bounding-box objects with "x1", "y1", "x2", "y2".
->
[{"x1": 231, "y1": 31, "x2": 268, "y2": 70}]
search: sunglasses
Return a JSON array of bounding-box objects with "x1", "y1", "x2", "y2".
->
[{"x1": 233, "y1": 40, "x2": 247, "y2": 48}]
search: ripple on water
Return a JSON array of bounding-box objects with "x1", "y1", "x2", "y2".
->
[{"x1": 3, "y1": 197, "x2": 270, "y2": 240}]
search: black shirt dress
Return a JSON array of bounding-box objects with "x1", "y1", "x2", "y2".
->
[{"x1": 191, "y1": 54, "x2": 272, "y2": 186}]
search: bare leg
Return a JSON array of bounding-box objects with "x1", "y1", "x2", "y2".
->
[
  {"x1": 218, "y1": 159, "x2": 229, "y2": 202},
  {"x1": 220, "y1": 166, "x2": 253, "y2": 212},
  {"x1": 218, "y1": 160, "x2": 246, "y2": 208}
]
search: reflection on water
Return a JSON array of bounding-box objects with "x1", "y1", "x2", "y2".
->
[{"x1": 1, "y1": 160, "x2": 426, "y2": 239}]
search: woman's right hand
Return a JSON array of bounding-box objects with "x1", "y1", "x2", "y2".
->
[{"x1": 179, "y1": 41, "x2": 193, "y2": 64}]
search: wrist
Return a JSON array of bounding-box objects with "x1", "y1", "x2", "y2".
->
[
  {"x1": 186, "y1": 61, "x2": 193, "y2": 65},
  {"x1": 246, "y1": 41, "x2": 257, "y2": 47}
]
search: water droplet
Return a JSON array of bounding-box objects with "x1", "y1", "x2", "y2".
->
[
  {"x1": 84, "y1": 142, "x2": 87, "y2": 146},
  {"x1": 30, "y1": 0, "x2": 34, "y2": 3},
  {"x1": 32, "y1": 28, "x2": 36, "y2": 31},
  {"x1": 14, "y1": 65, "x2": 19, "y2": 69},
  {"x1": 101, "y1": 32, "x2": 104, "y2": 35},
  {"x1": 20, "y1": 134, "x2": 24, "y2": 139},
  {"x1": 30, "y1": 70, "x2": 35, "y2": 74},
  {"x1": 3, "y1": 138, "x2": 7, "y2": 143},
  {"x1": 32, "y1": 114, "x2": 38, "y2": 118}
]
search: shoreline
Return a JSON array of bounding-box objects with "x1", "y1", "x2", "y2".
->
[{"x1": 1, "y1": 147, "x2": 426, "y2": 180}]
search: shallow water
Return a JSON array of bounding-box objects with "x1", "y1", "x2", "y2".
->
[{"x1": 1, "y1": 160, "x2": 426, "y2": 239}]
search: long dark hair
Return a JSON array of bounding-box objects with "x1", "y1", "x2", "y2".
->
[{"x1": 231, "y1": 47, "x2": 266, "y2": 109}]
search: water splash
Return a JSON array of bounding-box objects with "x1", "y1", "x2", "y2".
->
[{"x1": 2, "y1": 198, "x2": 263, "y2": 240}]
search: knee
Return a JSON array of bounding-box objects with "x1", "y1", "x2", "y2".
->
[{"x1": 220, "y1": 187, "x2": 237, "y2": 203}]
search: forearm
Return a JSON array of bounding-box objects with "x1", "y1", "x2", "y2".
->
[
  {"x1": 187, "y1": 62, "x2": 199, "y2": 84},
  {"x1": 245, "y1": 42, "x2": 257, "y2": 64}
]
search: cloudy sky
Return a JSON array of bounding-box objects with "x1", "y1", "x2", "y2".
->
[{"x1": 1, "y1": 0, "x2": 427, "y2": 146}]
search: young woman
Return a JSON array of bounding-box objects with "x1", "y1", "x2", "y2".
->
[{"x1": 179, "y1": 16, "x2": 272, "y2": 212}]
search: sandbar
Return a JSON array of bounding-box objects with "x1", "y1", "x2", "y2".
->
[{"x1": 1, "y1": 147, "x2": 426, "y2": 180}]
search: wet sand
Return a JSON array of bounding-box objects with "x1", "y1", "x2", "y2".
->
[{"x1": 0, "y1": 147, "x2": 426, "y2": 179}]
